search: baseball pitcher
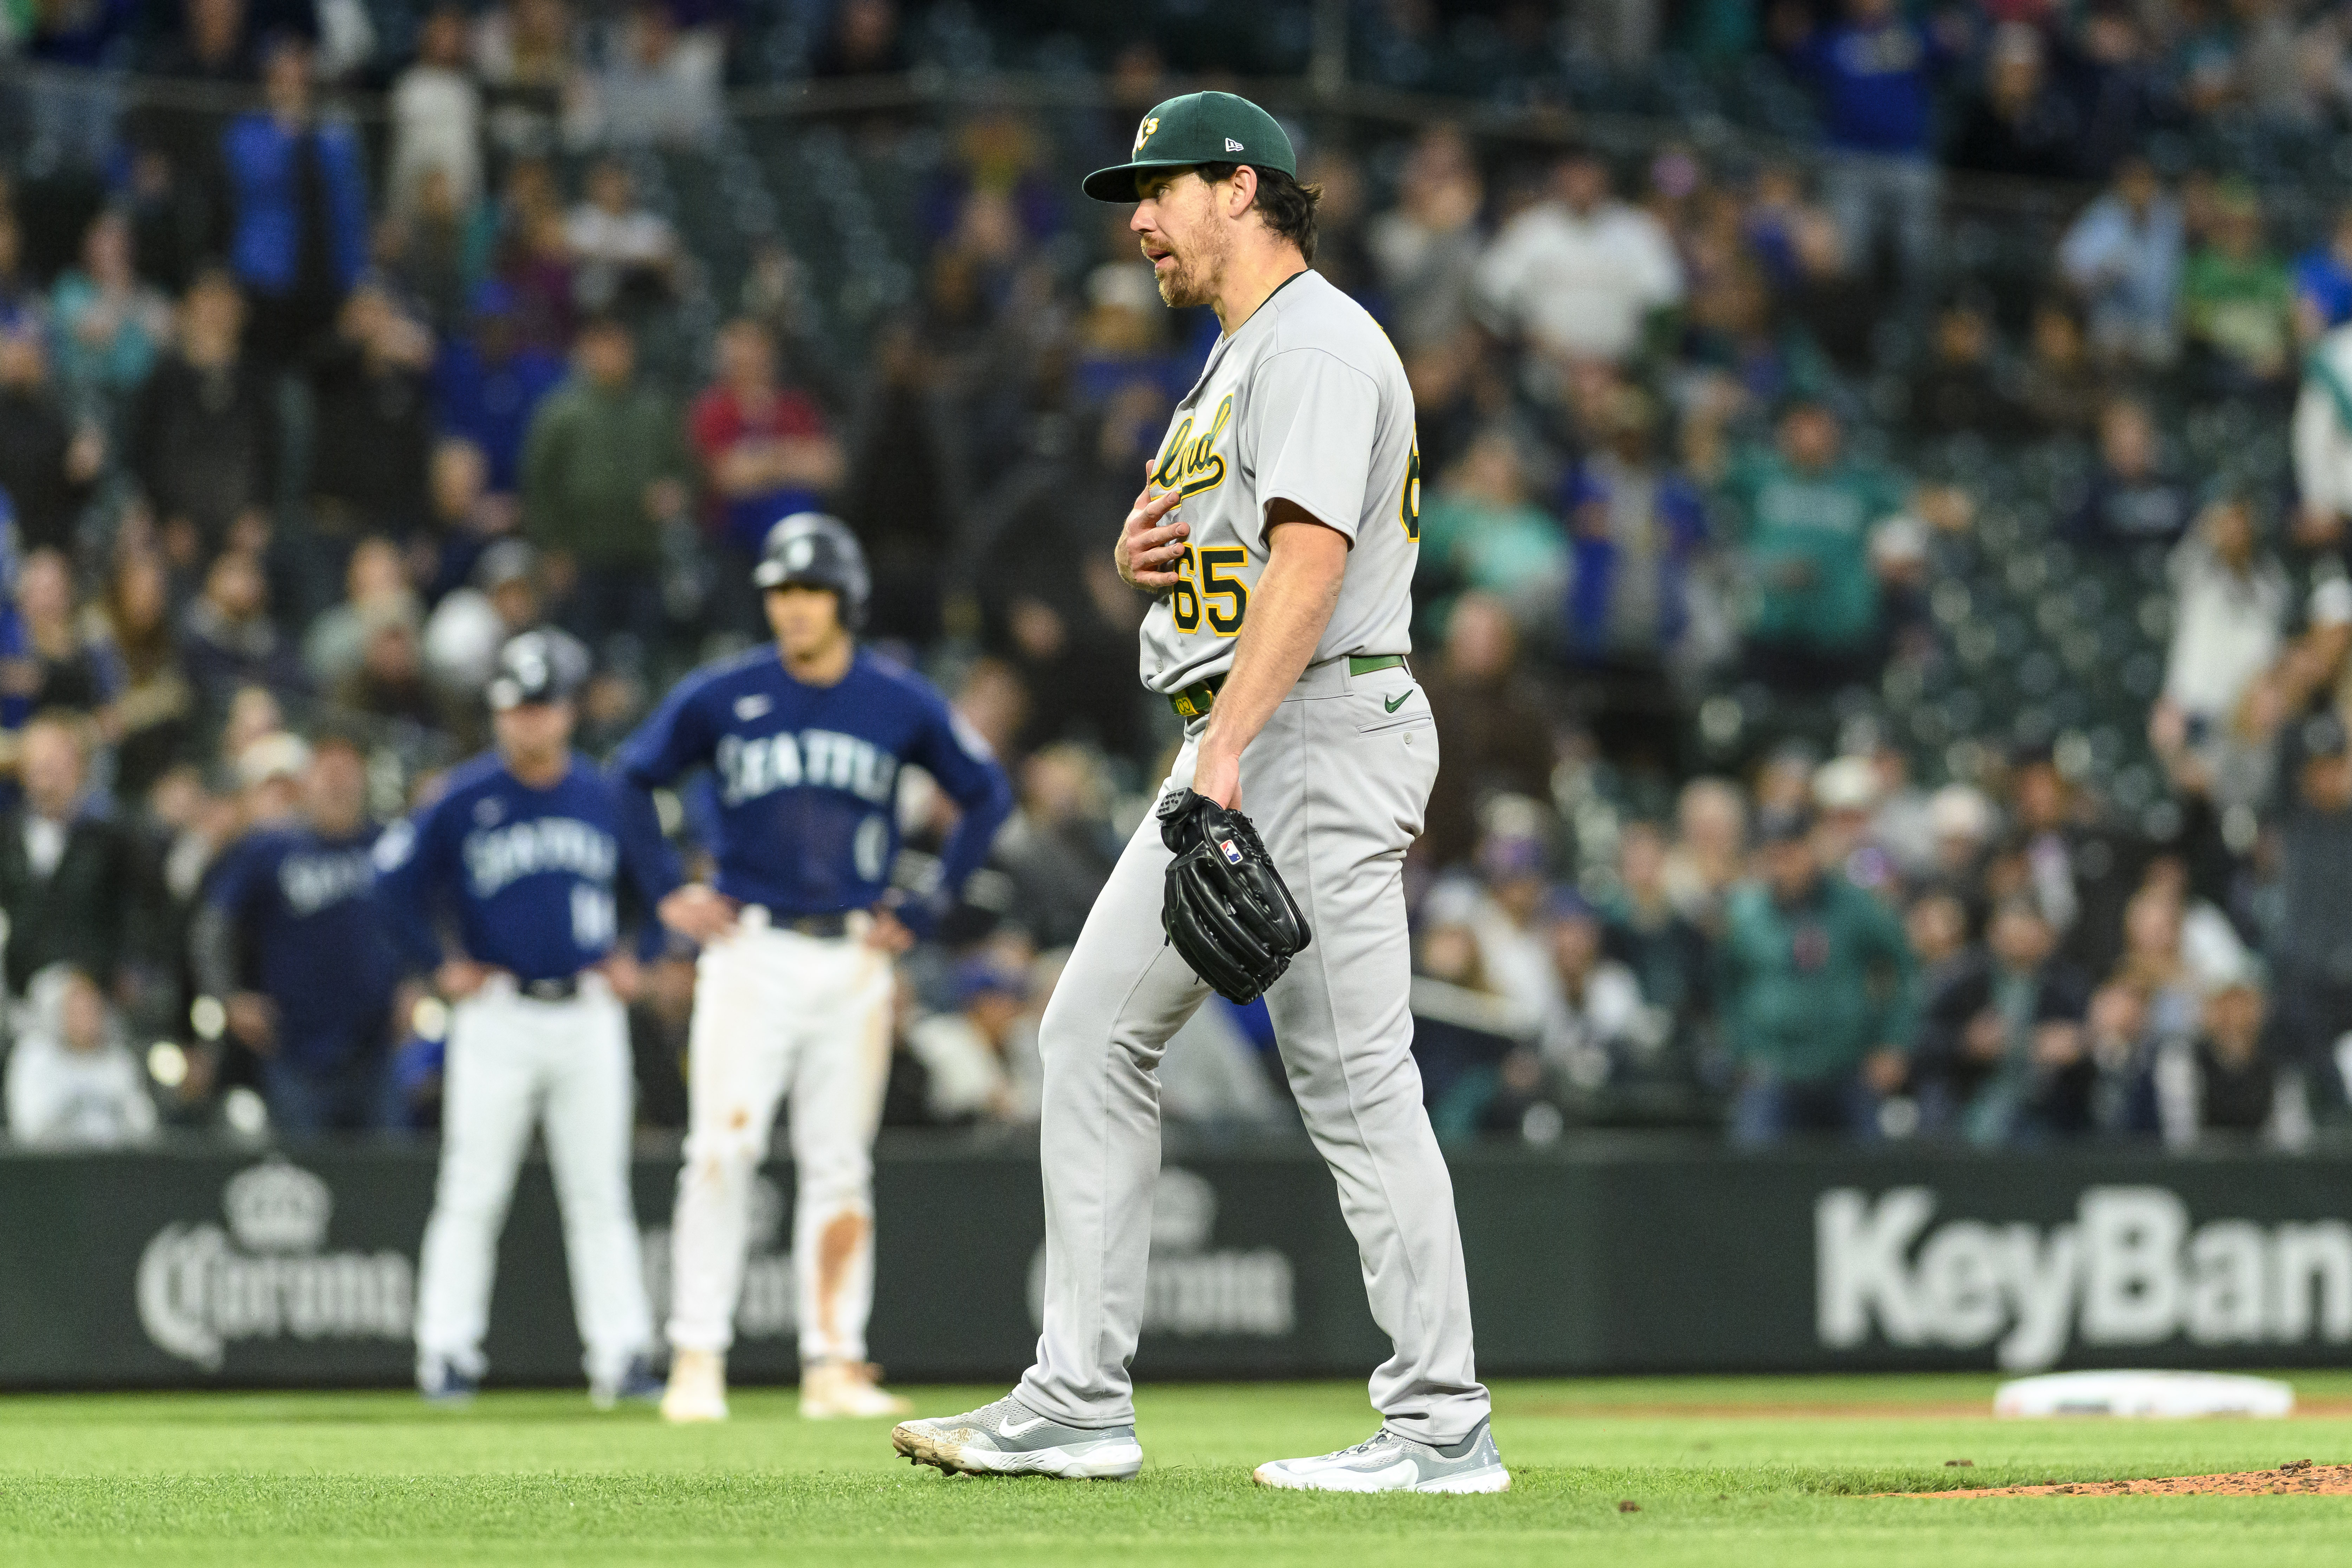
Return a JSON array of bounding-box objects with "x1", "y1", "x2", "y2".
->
[
  {"x1": 383, "y1": 630, "x2": 672, "y2": 1407},
  {"x1": 893, "y1": 92, "x2": 1504, "y2": 1492},
  {"x1": 617, "y1": 513, "x2": 1013, "y2": 1422}
]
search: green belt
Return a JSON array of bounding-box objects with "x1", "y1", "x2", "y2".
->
[{"x1": 1167, "y1": 654, "x2": 1407, "y2": 721}]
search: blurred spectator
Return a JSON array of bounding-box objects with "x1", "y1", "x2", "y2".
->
[
  {"x1": 2065, "y1": 3, "x2": 2166, "y2": 181},
  {"x1": 1718, "y1": 399, "x2": 1908, "y2": 700},
  {"x1": 2058, "y1": 157, "x2": 2183, "y2": 368},
  {"x1": 0, "y1": 321, "x2": 102, "y2": 555},
  {"x1": 1663, "y1": 776, "x2": 1745, "y2": 929},
  {"x1": 4, "y1": 965, "x2": 155, "y2": 1147},
  {"x1": 1418, "y1": 594, "x2": 1556, "y2": 871},
  {"x1": 434, "y1": 281, "x2": 566, "y2": 497},
  {"x1": 303, "y1": 537, "x2": 418, "y2": 690},
  {"x1": 2153, "y1": 968, "x2": 2291, "y2": 1147},
  {"x1": 475, "y1": 0, "x2": 578, "y2": 160},
  {"x1": 1776, "y1": 0, "x2": 1951, "y2": 298},
  {"x1": 129, "y1": 269, "x2": 279, "y2": 566},
  {"x1": 1365, "y1": 124, "x2": 1485, "y2": 353},
  {"x1": 521, "y1": 315, "x2": 688, "y2": 666},
  {"x1": 2017, "y1": 299, "x2": 2105, "y2": 437},
  {"x1": 2262, "y1": 713, "x2": 2352, "y2": 1120},
  {"x1": 1948, "y1": 23, "x2": 2079, "y2": 180},
  {"x1": 390, "y1": 6, "x2": 484, "y2": 218},
  {"x1": 689, "y1": 317, "x2": 844, "y2": 583},
  {"x1": 2069, "y1": 397, "x2": 2191, "y2": 547},
  {"x1": 16, "y1": 549, "x2": 122, "y2": 719},
  {"x1": 810, "y1": 0, "x2": 907, "y2": 78},
  {"x1": 1561, "y1": 387, "x2": 1711, "y2": 769},
  {"x1": 487, "y1": 158, "x2": 576, "y2": 353},
  {"x1": 223, "y1": 37, "x2": 370, "y2": 371},
  {"x1": 1424, "y1": 818, "x2": 1561, "y2": 1026},
  {"x1": 1526, "y1": 887, "x2": 1653, "y2": 1096},
  {"x1": 1416, "y1": 429, "x2": 1568, "y2": 636},
  {"x1": 179, "y1": 548, "x2": 306, "y2": 716},
  {"x1": 2160, "y1": 493, "x2": 2289, "y2": 740},
  {"x1": 0, "y1": 713, "x2": 136, "y2": 997},
  {"x1": 2011, "y1": 747, "x2": 2138, "y2": 984},
  {"x1": 47, "y1": 210, "x2": 172, "y2": 424},
  {"x1": 990, "y1": 745, "x2": 1119, "y2": 952},
  {"x1": 2295, "y1": 317, "x2": 2352, "y2": 546},
  {"x1": 1914, "y1": 897, "x2": 2093, "y2": 1145},
  {"x1": 2293, "y1": 204, "x2": 2352, "y2": 344},
  {"x1": 1906, "y1": 292, "x2": 2027, "y2": 438},
  {"x1": 1472, "y1": 148, "x2": 1682, "y2": 369},
  {"x1": 1601, "y1": 819, "x2": 1713, "y2": 1055},
  {"x1": 309, "y1": 285, "x2": 437, "y2": 545},
  {"x1": 416, "y1": 436, "x2": 510, "y2": 592},
  {"x1": 99, "y1": 548, "x2": 194, "y2": 796},
  {"x1": 565, "y1": 160, "x2": 678, "y2": 315},
  {"x1": 568, "y1": 1, "x2": 723, "y2": 151},
  {"x1": 1718, "y1": 806, "x2": 1916, "y2": 1144},
  {"x1": 331, "y1": 608, "x2": 438, "y2": 731},
  {"x1": 903, "y1": 956, "x2": 1038, "y2": 1125},
  {"x1": 190, "y1": 731, "x2": 401, "y2": 1135},
  {"x1": 2181, "y1": 182, "x2": 2294, "y2": 391}
]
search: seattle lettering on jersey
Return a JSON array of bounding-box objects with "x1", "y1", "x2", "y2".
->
[
  {"x1": 715, "y1": 727, "x2": 898, "y2": 808},
  {"x1": 462, "y1": 816, "x2": 620, "y2": 900},
  {"x1": 276, "y1": 848, "x2": 376, "y2": 918}
]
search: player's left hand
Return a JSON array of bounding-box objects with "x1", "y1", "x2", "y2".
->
[
  {"x1": 660, "y1": 884, "x2": 739, "y2": 944},
  {"x1": 864, "y1": 907, "x2": 916, "y2": 954}
]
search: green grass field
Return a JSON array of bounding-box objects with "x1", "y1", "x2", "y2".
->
[{"x1": 5, "y1": 1374, "x2": 2351, "y2": 1566}]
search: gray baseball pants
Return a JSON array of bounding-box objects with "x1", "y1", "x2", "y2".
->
[{"x1": 1015, "y1": 656, "x2": 1490, "y2": 1443}]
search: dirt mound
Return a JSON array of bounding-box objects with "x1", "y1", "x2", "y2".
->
[{"x1": 1920, "y1": 1459, "x2": 2352, "y2": 1497}]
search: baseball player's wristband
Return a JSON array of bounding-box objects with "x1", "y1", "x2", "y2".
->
[{"x1": 1165, "y1": 654, "x2": 1408, "y2": 721}]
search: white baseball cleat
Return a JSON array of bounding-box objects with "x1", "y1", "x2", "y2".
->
[
  {"x1": 800, "y1": 1359, "x2": 913, "y2": 1419},
  {"x1": 660, "y1": 1348, "x2": 729, "y2": 1424},
  {"x1": 892, "y1": 1396, "x2": 1143, "y2": 1479},
  {"x1": 1253, "y1": 1421, "x2": 1510, "y2": 1494}
]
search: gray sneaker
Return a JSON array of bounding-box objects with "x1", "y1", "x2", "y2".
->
[
  {"x1": 1253, "y1": 1420, "x2": 1510, "y2": 1494},
  {"x1": 892, "y1": 1396, "x2": 1143, "y2": 1480}
]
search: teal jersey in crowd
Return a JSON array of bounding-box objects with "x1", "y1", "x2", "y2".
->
[
  {"x1": 1715, "y1": 873, "x2": 1919, "y2": 1083},
  {"x1": 1717, "y1": 450, "x2": 1906, "y2": 652}
]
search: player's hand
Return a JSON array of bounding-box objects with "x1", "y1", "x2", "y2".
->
[
  {"x1": 660, "y1": 884, "x2": 740, "y2": 944},
  {"x1": 1115, "y1": 479, "x2": 1188, "y2": 591},
  {"x1": 864, "y1": 907, "x2": 916, "y2": 954},
  {"x1": 597, "y1": 952, "x2": 643, "y2": 1003},
  {"x1": 1190, "y1": 743, "x2": 1242, "y2": 809},
  {"x1": 435, "y1": 959, "x2": 495, "y2": 1000},
  {"x1": 225, "y1": 991, "x2": 277, "y2": 1055}
]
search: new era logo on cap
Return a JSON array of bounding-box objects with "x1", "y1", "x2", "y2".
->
[
  {"x1": 1220, "y1": 839, "x2": 1243, "y2": 864},
  {"x1": 1225, "y1": 138, "x2": 1243, "y2": 150}
]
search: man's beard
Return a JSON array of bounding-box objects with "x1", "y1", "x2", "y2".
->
[{"x1": 1152, "y1": 225, "x2": 1226, "y2": 309}]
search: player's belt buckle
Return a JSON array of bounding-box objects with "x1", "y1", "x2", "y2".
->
[
  {"x1": 782, "y1": 912, "x2": 853, "y2": 939},
  {"x1": 520, "y1": 976, "x2": 581, "y2": 1002}
]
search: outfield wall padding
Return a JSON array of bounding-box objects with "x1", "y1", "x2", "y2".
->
[{"x1": 6, "y1": 1138, "x2": 2352, "y2": 1387}]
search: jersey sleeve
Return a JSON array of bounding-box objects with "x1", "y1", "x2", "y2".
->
[
  {"x1": 1247, "y1": 348, "x2": 1382, "y2": 547},
  {"x1": 608, "y1": 767, "x2": 685, "y2": 960},
  {"x1": 615, "y1": 675, "x2": 713, "y2": 789},
  {"x1": 909, "y1": 694, "x2": 1013, "y2": 901},
  {"x1": 369, "y1": 801, "x2": 452, "y2": 976}
]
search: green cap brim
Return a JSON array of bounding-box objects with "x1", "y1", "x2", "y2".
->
[{"x1": 1081, "y1": 158, "x2": 1197, "y2": 202}]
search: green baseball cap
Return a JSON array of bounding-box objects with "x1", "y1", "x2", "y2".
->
[{"x1": 1081, "y1": 91, "x2": 1297, "y2": 202}]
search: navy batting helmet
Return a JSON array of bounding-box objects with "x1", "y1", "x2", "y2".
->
[
  {"x1": 754, "y1": 512, "x2": 870, "y2": 629},
  {"x1": 487, "y1": 628, "x2": 590, "y2": 710}
]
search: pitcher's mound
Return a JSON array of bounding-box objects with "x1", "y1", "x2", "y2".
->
[{"x1": 1925, "y1": 1460, "x2": 2352, "y2": 1497}]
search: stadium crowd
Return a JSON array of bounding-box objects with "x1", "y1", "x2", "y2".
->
[{"x1": 9, "y1": 0, "x2": 2352, "y2": 1152}]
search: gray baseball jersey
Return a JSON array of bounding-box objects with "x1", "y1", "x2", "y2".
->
[
  {"x1": 1139, "y1": 268, "x2": 1421, "y2": 694},
  {"x1": 1016, "y1": 268, "x2": 1488, "y2": 1447}
]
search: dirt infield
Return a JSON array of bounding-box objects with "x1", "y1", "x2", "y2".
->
[{"x1": 1919, "y1": 1459, "x2": 2352, "y2": 1497}]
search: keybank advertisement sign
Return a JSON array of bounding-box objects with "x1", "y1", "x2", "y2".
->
[{"x1": 1818, "y1": 1185, "x2": 2352, "y2": 1370}]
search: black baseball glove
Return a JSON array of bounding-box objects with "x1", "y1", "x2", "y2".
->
[{"x1": 1157, "y1": 788, "x2": 1312, "y2": 1004}]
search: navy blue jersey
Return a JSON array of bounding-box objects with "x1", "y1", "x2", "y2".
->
[
  {"x1": 615, "y1": 646, "x2": 1012, "y2": 916},
  {"x1": 373, "y1": 751, "x2": 680, "y2": 980},
  {"x1": 202, "y1": 823, "x2": 400, "y2": 1062}
]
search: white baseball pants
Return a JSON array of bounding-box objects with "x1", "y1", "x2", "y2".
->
[
  {"x1": 414, "y1": 975, "x2": 653, "y2": 1387},
  {"x1": 666, "y1": 909, "x2": 895, "y2": 1365},
  {"x1": 1016, "y1": 657, "x2": 1490, "y2": 1443}
]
